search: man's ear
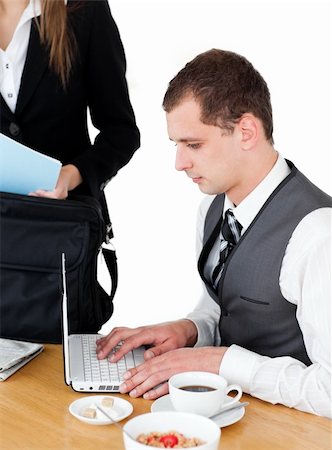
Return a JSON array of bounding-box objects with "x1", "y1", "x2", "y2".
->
[{"x1": 238, "y1": 114, "x2": 259, "y2": 150}]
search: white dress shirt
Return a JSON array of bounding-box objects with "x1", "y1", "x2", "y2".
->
[{"x1": 187, "y1": 154, "x2": 331, "y2": 418}]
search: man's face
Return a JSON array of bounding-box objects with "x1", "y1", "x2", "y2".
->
[{"x1": 166, "y1": 97, "x2": 244, "y2": 196}]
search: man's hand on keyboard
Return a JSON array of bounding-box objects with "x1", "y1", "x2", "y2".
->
[
  {"x1": 118, "y1": 346, "x2": 227, "y2": 400},
  {"x1": 96, "y1": 319, "x2": 198, "y2": 363}
]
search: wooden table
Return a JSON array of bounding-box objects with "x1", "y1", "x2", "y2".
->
[{"x1": 0, "y1": 345, "x2": 330, "y2": 449}]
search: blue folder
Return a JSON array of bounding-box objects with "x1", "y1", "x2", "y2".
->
[{"x1": 0, "y1": 132, "x2": 61, "y2": 195}]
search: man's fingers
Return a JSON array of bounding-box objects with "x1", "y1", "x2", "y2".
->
[
  {"x1": 121, "y1": 368, "x2": 171, "y2": 398},
  {"x1": 97, "y1": 328, "x2": 154, "y2": 361},
  {"x1": 96, "y1": 327, "x2": 138, "y2": 359},
  {"x1": 143, "y1": 382, "x2": 169, "y2": 400},
  {"x1": 144, "y1": 349, "x2": 155, "y2": 360},
  {"x1": 144, "y1": 340, "x2": 178, "y2": 359}
]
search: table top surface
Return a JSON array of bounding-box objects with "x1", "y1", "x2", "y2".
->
[{"x1": 0, "y1": 344, "x2": 330, "y2": 450}]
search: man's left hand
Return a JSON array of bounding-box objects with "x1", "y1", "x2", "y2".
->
[{"x1": 119, "y1": 346, "x2": 228, "y2": 400}]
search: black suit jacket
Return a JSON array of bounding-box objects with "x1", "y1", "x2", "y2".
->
[{"x1": 0, "y1": 0, "x2": 140, "y2": 212}]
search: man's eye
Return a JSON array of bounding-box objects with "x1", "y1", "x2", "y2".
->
[{"x1": 187, "y1": 143, "x2": 200, "y2": 149}]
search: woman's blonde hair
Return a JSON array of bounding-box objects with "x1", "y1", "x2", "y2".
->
[{"x1": 36, "y1": 0, "x2": 77, "y2": 87}]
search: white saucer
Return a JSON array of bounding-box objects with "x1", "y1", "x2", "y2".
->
[
  {"x1": 69, "y1": 395, "x2": 133, "y2": 425},
  {"x1": 151, "y1": 394, "x2": 245, "y2": 428}
]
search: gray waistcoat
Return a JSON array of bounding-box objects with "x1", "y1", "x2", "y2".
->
[{"x1": 198, "y1": 161, "x2": 332, "y2": 365}]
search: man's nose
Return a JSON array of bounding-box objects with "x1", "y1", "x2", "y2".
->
[{"x1": 175, "y1": 146, "x2": 192, "y2": 172}]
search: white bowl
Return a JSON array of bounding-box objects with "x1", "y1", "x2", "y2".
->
[{"x1": 122, "y1": 411, "x2": 221, "y2": 450}]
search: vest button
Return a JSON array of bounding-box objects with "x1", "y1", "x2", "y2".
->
[{"x1": 9, "y1": 122, "x2": 21, "y2": 137}]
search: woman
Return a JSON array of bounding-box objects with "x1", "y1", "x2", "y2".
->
[
  {"x1": 0, "y1": 0, "x2": 140, "y2": 342},
  {"x1": 0, "y1": 0, "x2": 140, "y2": 216}
]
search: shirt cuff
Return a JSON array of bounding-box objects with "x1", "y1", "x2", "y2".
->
[
  {"x1": 185, "y1": 313, "x2": 219, "y2": 347},
  {"x1": 219, "y1": 344, "x2": 270, "y2": 393},
  {"x1": 189, "y1": 318, "x2": 209, "y2": 347}
]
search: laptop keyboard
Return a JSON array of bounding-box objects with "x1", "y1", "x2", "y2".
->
[{"x1": 81, "y1": 335, "x2": 139, "y2": 383}]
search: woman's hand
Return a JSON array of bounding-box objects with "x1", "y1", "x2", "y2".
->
[{"x1": 29, "y1": 164, "x2": 82, "y2": 199}]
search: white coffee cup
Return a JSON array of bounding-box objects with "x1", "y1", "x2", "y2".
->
[{"x1": 168, "y1": 371, "x2": 242, "y2": 418}]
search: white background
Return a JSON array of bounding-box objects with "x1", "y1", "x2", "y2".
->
[{"x1": 97, "y1": 0, "x2": 331, "y2": 333}]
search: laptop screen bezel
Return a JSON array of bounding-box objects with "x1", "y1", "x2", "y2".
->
[{"x1": 61, "y1": 253, "x2": 71, "y2": 386}]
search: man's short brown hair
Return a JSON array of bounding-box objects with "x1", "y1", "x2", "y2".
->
[{"x1": 163, "y1": 49, "x2": 273, "y2": 143}]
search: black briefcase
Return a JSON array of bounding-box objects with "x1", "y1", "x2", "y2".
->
[{"x1": 0, "y1": 192, "x2": 117, "y2": 343}]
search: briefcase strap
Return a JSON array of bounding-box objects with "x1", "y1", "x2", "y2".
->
[{"x1": 101, "y1": 247, "x2": 118, "y2": 301}]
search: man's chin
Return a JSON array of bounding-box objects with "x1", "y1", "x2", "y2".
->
[{"x1": 198, "y1": 185, "x2": 221, "y2": 196}]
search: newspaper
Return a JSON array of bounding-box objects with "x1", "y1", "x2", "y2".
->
[{"x1": 0, "y1": 338, "x2": 44, "y2": 381}]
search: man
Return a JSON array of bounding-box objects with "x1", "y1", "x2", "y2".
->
[{"x1": 97, "y1": 49, "x2": 331, "y2": 418}]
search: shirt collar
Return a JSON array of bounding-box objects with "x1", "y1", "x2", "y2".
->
[
  {"x1": 14, "y1": 0, "x2": 68, "y2": 38},
  {"x1": 2, "y1": 0, "x2": 42, "y2": 59},
  {"x1": 225, "y1": 153, "x2": 291, "y2": 232},
  {"x1": 19, "y1": 0, "x2": 68, "y2": 26},
  {"x1": 20, "y1": 0, "x2": 42, "y2": 25}
]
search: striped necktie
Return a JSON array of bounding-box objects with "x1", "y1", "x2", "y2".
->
[{"x1": 211, "y1": 209, "x2": 242, "y2": 289}]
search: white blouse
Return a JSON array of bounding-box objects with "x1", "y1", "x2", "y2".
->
[{"x1": 0, "y1": 0, "x2": 41, "y2": 113}]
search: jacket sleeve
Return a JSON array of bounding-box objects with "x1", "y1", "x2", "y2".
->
[{"x1": 71, "y1": 0, "x2": 140, "y2": 197}]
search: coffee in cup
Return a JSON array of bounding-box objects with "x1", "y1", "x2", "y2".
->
[{"x1": 168, "y1": 371, "x2": 242, "y2": 417}]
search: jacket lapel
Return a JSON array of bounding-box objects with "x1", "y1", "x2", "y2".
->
[
  {"x1": 0, "y1": 93, "x2": 15, "y2": 119},
  {"x1": 15, "y1": 20, "x2": 48, "y2": 116}
]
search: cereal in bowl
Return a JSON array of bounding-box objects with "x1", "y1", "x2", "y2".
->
[{"x1": 136, "y1": 430, "x2": 205, "y2": 448}]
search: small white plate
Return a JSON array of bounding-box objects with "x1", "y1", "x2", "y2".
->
[
  {"x1": 69, "y1": 395, "x2": 133, "y2": 425},
  {"x1": 151, "y1": 394, "x2": 245, "y2": 428}
]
